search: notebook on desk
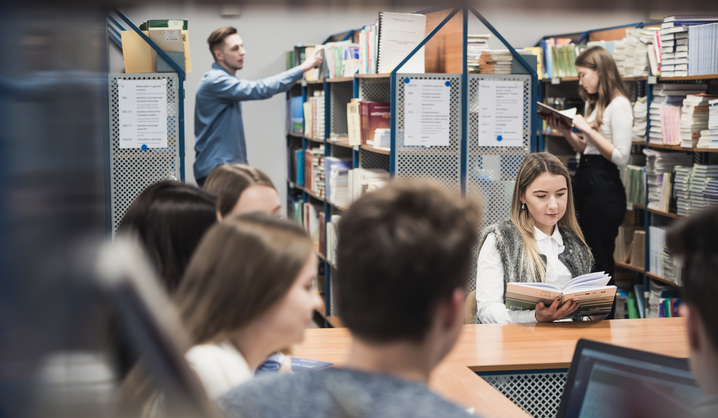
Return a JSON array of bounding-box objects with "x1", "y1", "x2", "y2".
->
[{"x1": 557, "y1": 339, "x2": 703, "y2": 418}]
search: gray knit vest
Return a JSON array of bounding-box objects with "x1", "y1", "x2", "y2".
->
[{"x1": 471, "y1": 219, "x2": 593, "y2": 324}]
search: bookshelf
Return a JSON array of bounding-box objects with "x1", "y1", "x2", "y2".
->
[
  {"x1": 286, "y1": 7, "x2": 537, "y2": 325},
  {"x1": 536, "y1": 21, "x2": 718, "y2": 319}
]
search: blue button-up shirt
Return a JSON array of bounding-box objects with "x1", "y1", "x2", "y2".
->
[{"x1": 193, "y1": 63, "x2": 303, "y2": 180}]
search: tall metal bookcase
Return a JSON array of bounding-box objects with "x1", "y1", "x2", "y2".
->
[
  {"x1": 285, "y1": 6, "x2": 538, "y2": 326},
  {"x1": 536, "y1": 22, "x2": 718, "y2": 319},
  {"x1": 105, "y1": 10, "x2": 186, "y2": 236}
]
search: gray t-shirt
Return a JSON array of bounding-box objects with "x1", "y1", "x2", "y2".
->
[{"x1": 219, "y1": 368, "x2": 473, "y2": 418}]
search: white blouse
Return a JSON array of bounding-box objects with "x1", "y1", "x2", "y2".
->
[
  {"x1": 583, "y1": 96, "x2": 634, "y2": 167},
  {"x1": 475, "y1": 226, "x2": 573, "y2": 324},
  {"x1": 185, "y1": 341, "x2": 253, "y2": 400}
]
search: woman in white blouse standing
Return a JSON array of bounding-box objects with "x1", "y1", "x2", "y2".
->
[
  {"x1": 474, "y1": 153, "x2": 594, "y2": 324},
  {"x1": 548, "y1": 46, "x2": 633, "y2": 312}
]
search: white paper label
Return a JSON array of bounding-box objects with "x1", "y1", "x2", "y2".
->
[
  {"x1": 167, "y1": 20, "x2": 183, "y2": 28},
  {"x1": 163, "y1": 30, "x2": 181, "y2": 43},
  {"x1": 118, "y1": 79, "x2": 168, "y2": 149},
  {"x1": 477, "y1": 80, "x2": 525, "y2": 147},
  {"x1": 404, "y1": 78, "x2": 451, "y2": 147}
]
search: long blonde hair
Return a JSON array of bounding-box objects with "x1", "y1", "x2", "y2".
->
[
  {"x1": 175, "y1": 213, "x2": 313, "y2": 345},
  {"x1": 510, "y1": 153, "x2": 589, "y2": 282},
  {"x1": 575, "y1": 46, "x2": 629, "y2": 130}
]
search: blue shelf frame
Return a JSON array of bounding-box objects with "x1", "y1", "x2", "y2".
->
[
  {"x1": 107, "y1": 10, "x2": 186, "y2": 181},
  {"x1": 289, "y1": 7, "x2": 539, "y2": 324}
]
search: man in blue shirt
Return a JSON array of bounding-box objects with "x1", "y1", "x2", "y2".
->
[{"x1": 194, "y1": 26, "x2": 322, "y2": 186}]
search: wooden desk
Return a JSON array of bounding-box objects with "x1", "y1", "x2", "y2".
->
[{"x1": 295, "y1": 318, "x2": 688, "y2": 418}]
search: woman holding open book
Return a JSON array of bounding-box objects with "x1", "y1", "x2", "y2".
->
[
  {"x1": 473, "y1": 153, "x2": 594, "y2": 324},
  {"x1": 547, "y1": 46, "x2": 633, "y2": 310}
]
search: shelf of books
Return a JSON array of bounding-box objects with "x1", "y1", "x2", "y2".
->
[
  {"x1": 537, "y1": 15, "x2": 718, "y2": 318},
  {"x1": 285, "y1": 7, "x2": 539, "y2": 324}
]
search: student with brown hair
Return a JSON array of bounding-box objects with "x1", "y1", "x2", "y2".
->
[
  {"x1": 667, "y1": 206, "x2": 718, "y2": 417},
  {"x1": 221, "y1": 179, "x2": 482, "y2": 418},
  {"x1": 117, "y1": 180, "x2": 217, "y2": 293},
  {"x1": 547, "y1": 46, "x2": 633, "y2": 288},
  {"x1": 474, "y1": 152, "x2": 593, "y2": 324},
  {"x1": 203, "y1": 164, "x2": 280, "y2": 219},
  {"x1": 175, "y1": 214, "x2": 323, "y2": 400},
  {"x1": 194, "y1": 26, "x2": 323, "y2": 187}
]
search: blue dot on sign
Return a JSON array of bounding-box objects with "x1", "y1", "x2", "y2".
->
[
  {"x1": 141, "y1": 144, "x2": 148, "y2": 150},
  {"x1": 404, "y1": 77, "x2": 410, "y2": 83},
  {"x1": 497, "y1": 135, "x2": 503, "y2": 142},
  {"x1": 445, "y1": 81, "x2": 451, "y2": 87}
]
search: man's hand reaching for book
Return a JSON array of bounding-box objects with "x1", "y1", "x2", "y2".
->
[{"x1": 535, "y1": 297, "x2": 580, "y2": 322}]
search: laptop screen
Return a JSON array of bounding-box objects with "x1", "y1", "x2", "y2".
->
[{"x1": 558, "y1": 340, "x2": 704, "y2": 418}]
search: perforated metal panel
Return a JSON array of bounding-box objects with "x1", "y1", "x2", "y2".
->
[
  {"x1": 108, "y1": 73, "x2": 180, "y2": 236},
  {"x1": 358, "y1": 77, "x2": 391, "y2": 102},
  {"x1": 650, "y1": 213, "x2": 674, "y2": 227},
  {"x1": 359, "y1": 150, "x2": 390, "y2": 170},
  {"x1": 328, "y1": 144, "x2": 353, "y2": 159},
  {"x1": 481, "y1": 371, "x2": 568, "y2": 418},
  {"x1": 466, "y1": 75, "x2": 532, "y2": 293},
  {"x1": 545, "y1": 136, "x2": 576, "y2": 156},
  {"x1": 329, "y1": 82, "x2": 353, "y2": 138},
  {"x1": 395, "y1": 73, "x2": 462, "y2": 193},
  {"x1": 329, "y1": 265, "x2": 340, "y2": 317}
]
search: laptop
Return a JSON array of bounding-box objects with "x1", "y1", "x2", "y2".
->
[{"x1": 556, "y1": 339, "x2": 704, "y2": 418}]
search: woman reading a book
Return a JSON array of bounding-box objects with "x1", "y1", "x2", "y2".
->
[
  {"x1": 547, "y1": 46, "x2": 632, "y2": 312},
  {"x1": 175, "y1": 213, "x2": 323, "y2": 400},
  {"x1": 473, "y1": 152, "x2": 594, "y2": 323}
]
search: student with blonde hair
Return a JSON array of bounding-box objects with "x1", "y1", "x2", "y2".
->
[
  {"x1": 474, "y1": 152, "x2": 593, "y2": 324},
  {"x1": 547, "y1": 46, "x2": 632, "y2": 297},
  {"x1": 175, "y1": 214, "x2": 323, "y2": 400},
  {"x1": 203, "y1": 164, "x2": 281, "y2": 219}
]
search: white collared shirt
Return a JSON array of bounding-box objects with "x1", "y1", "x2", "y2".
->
[
  {"x1": 475, "y1": 226, "x2": 574, "y2": 324},
  {"x1": 583, "y1": 96, "x2": 634, "y2": 167},
  {"x1": 185, "y1": 341, "x2": 253, "y2": 400}
]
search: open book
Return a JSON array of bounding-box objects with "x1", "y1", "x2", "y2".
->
[
  {"x1": 505, "y1": 272, "x2": 616, "y2": 318},
  {"x1": 537, "y1": 102, "x2": 576, "y2": 129}
]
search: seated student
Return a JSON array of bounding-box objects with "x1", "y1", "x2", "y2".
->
[
  {"x1": 114, "y1": 181, "x2": 217, "y2": 380},
  {"x1": 667, "y1": 206, "x2": 718, "y2": 417},
  {"x1": 203, "y1": 164, "x2": 290, "y2": 374},
  {"x1": 203, "y1": 164, "x2": 281, "y2": 219},
  {"x1": 117, "y1": 180, "x2": 217, "y2": 293},
  {"x1": 474, "y1": 152, "x2": 593, "y2": 324},
  {"x1": 174, "y1": 213, "x2": 323, "y2": 400},
  {"x1": 220, "y1": 180, "x2": 481, "y2": 418}
]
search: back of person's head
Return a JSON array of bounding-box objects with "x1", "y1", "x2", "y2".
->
[
  {"x1": 203, "y1": 164, "x2": 279, "y2": 219},
  {"x1": 575, "y1": 46, "x2": 629, "y2": 129},
  {"x1": 510, "y1": 152, "x2": 589, "y2": 282},
  {"x1": 207, "y1": 26, "x2": 237, "y2": 61},
  {"x1": 176, "y1": 213, "x2": 315, "y2": 345},
  {"x1": 337, "y1": 179, "x2": 481, "y2": 344},
  {"x1": 667, "y1": 206, "x2": 718, "y2": 391},
  {"x1": 117, "y1": 181, "x2": 217, "y2": 293}
]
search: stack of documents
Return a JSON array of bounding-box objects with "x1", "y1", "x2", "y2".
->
[
  {"x1": 632, "y1": 96, "x2": 647, "y2": 142},
  {"x1": 680, "y1": 94, "x2": 716, "y2": 148},
  {"x1": 467, "y1": 34, "x2": 491, "y2": 73},
  {"x1": 674, "y1": 166, "x2": 692, "y2": 216},
  {"x1": 478, "y1": 50, "x2": 513, "y2": 74},
  {"x1": 688, "y1": 165, "x2": 718, "y2": 214}
]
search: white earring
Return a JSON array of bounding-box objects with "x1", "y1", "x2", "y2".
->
[{"x1": 521, "y1": 203, "x2": 525, "y2": 210}]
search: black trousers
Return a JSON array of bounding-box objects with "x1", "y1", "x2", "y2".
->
[{"x1": 573, "y1": 155, "x2": 626, "y2": 317}]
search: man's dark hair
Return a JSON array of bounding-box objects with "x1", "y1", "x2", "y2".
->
[
  {"x1": 337, "y1": 179, "x2": 481, "y2": 343},
  {"x1": 207, "y1": 26, "x2": 237, "y2": 61},
  {"x1": 118, "y1": 181, "x2": 217, "y2": 293},
  {"x1": 667, "y1": 205, "x2": 718, "y2": 350}
]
